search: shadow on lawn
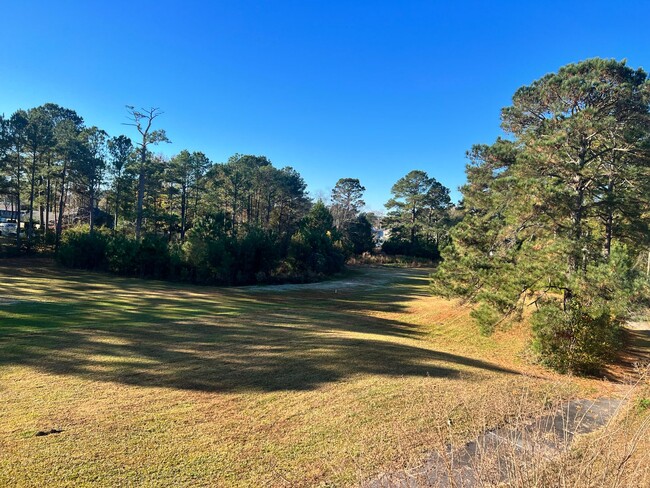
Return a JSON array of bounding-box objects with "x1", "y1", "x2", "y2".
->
[{"x1": 0, "y1": 262, "x2": 517, "y2": 392}]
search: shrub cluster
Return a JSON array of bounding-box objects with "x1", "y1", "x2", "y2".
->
[
  {"x1": 382, "y1": 237, "x2": 440, "y2": 260},
  {"x1": 57, "y1": 206, "x2": 347, "y2": 285},
  {"x1": 529, "y1": 245, "x2": 649, "y2": 374}
]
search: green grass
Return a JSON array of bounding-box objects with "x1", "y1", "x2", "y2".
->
[{"x1": 0, "y1": 259, "x2": 611, "y2": 487}]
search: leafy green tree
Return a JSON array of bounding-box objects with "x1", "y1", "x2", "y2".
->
[
  {"x1": 0, "y1": 115, "x2": 9, "y2": 202},
  {"x1": 187, "y1": 152, "x2": 211, "y2": 232},
  {"x1": 125, "y1": 106, "x2": 170, "y2": 240},
  {"x1": 385, "y1": 170, "x2": 430, "y2": 247},
  {"x1": 107, "y1": 135, "x2": 133, "y2": 231},
  {"x1": 289, "y1": 201, "x2": 345, "y2": 275},
  {"x1": 204, "y1": 155, "x2": 309, "y2": 238},
  {"x1": 384, "y1": 170, "x2": 451, "y2": 257},
  {"x1": 272, "y1": 167, "x2": 311, "y2": 236},
  {"x1": 40, "y1": 104, "x2": 84, "y2": 240},
  {"x1": 501, "y1": 58, "x2": 650, "y2": 269},
  {"x1": 73, "y1": 127, "x2": 107, "y2": 234},
  {"x1": 346, "y1": 213, "x2": 375, "y2": 255},
  {"x1": 433, "y1": 59, "x2": 650, "y2": 373},
  {"x1": 330, "y1": 178, "x2": 366, "y2": 229},
  {"x1": 3, "y1": 111, "x2": 29, "y2": 247},
  {"x1": 24, "y1": 107, "x2": 54, "y2": 244},
  {"x1": 54, "y1": 118, "x2": 86, "y2": 249},
  {"x1": 169, "y1": 150, "x2": 211, "y2": 239}
]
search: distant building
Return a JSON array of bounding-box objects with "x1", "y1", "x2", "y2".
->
[
  {"x1": 0, "y1": 209, "x2": 22, "y2": 222},
  {"x1": 372, "y1": 227, "x2": 391, "y2": 245}
]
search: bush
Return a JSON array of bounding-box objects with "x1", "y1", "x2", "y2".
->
[
  {"x1": 137, "y1": 235, "x2": 172, "y2": 279},
  {"x1": 57, "y1": 226, "x2": 109, "y2": 270},
  {"x1": 288, "y1": 202, "x2": 345, "y2": 275},
  {"x1": 529, "y1": 244, "x2": 645, "y2": 375},
  {"x1": 183, "y1": 213, "x2": 235, "y2": 283},
  {"x1": 58, "y1": 211, "x2": 348, "y2": 286},
  {"x1": 342, "y1": 214, "x2": 375, "y2": 256},
  {"x1": 531, "y1": 302, "x2": 622, "y2": 375},
  {"x1": 382, "y1": 237, "x2": 440, "y2": 260},
  {"x1": 470, "y1": 302, "x2": 502, "y2": 335},
  {"x1": 106, "y1": 234, "x2": 139, "y2": 275},
  {"x1": 236, "y1": 227, "x2": 279, "y2": 284}
]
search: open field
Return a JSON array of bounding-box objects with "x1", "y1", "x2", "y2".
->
[{"x1": 0, "y1": 260, "x2": 630, "y2": 487}]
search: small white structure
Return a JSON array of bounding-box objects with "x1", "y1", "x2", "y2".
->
[{"x1": 372, "y1": 227, "x2": 391, "y2": 245}]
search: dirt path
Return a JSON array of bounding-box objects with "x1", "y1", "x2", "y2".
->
[{"x1": 609, "y1": 317, "x2": 650, "y2": 382}]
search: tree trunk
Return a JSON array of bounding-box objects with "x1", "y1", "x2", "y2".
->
[
  {"x1": 39, "y1": 175, "x2": 44, "y2": 238},
  {"x1": 15, "y1": 148, "x2": 22, "y2": 249},
  {"x1": 232, "y1": 183, "x2": 238, "y2": 234},
  {"x1": 410, "y1": 204, "x2": 416, "y2": 247},
  {"x1": 27, "y1": 151, "x2": 37, "y2": 247},
  {"x1": 266, "y1": 193, "x2": 273, "y2": 227},
  {"x1": 55, "y1": 161, "x2": 68, "y2": 251},
  {"x1": 604, "y1": 204, "x2": 613, "y2": 259},
  {"x1": 135, "y1": 145, "x2": 146, "y2": 239},
  {"x1": 180, "y1": 182, "x2": 187, "y2": 240},
  {"x1": 89, "y1": 185, "x2": 95, "y2": 234},
  {"x1": 113, "y1": 174, "x2": 120, "y2": 233},
  {"x1": 603, "y1": 169, "x2": 615, "y2": 259},
  {"x1": 52, "y1": 181, "x2": 58, "y2": 233},
  {"x1": 45, "y1": 157, "x2": 51, "y2": 239},
  {"x1": 168, "y1": 182, "x2": 174, "y2": 240}
]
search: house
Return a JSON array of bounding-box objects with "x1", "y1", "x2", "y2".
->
[
  {"x1": 372, "y1": 227, "x2": 391, "y2": 245},
  {"x1": 0, "y1": 209, "x2": 22, "y2": 223}
]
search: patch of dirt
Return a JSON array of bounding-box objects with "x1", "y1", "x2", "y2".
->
[
  {"x1": 34, "y1": 428, "x2": 63, "y2": 437},
  {"x1": 626, "y1": 320, "x2": 650, "y2": 331}
]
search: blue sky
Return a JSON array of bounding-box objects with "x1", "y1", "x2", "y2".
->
[{"x1": 1, "y1": 1, "x2": 648, "y2": 210}]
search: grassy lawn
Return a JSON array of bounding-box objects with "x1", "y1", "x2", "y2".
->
[{"x1": 0, "y1": 260, "x2": 615, "y2": 487}]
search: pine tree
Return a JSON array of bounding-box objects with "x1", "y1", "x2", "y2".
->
[{"x1": 433, "y1": 59, "x2": 650, "y2": 373}]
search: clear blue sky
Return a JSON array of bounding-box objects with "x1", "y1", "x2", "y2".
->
[{"x1": 1, "y1": 1, "x2": 648, "y2": 210}]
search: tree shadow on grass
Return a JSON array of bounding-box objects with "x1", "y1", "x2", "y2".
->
[{"x1": 0, "y1": 264, "x2": 517, "y2": 392}]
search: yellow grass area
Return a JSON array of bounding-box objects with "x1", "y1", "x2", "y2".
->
[{"x1": 0, "y1": 260, "x2": 628, "y2": 487}]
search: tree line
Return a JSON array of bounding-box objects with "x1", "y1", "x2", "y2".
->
[{"x1": 0, "y1": 104, "x2": 456, "y2": 283}]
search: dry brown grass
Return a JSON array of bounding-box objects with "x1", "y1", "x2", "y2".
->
[
  {"x1": 371, "y1": 365, "x2": 650, "y2": 488},
  {"x1": 0, "y1": 259, "x2": 626, "y2": 487}
]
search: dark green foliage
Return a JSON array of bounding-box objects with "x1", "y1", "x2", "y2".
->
[
  {"x1": 330, "y1": 178, "x2": 366, "y2": 230},
  {"x1": 343, "y1": 213, "x2": 375, "y2": 255},
  {"x1": 235, "y1": 226, "x2": 279, "y2": 283},
  {"x1": 531, "y1": 303, "x2": 621, "y2": 375},
  {"x1": 433, "y1": 59, "x2": 650, "y2": 374},
  {"x1": 137, "y1": 235, "x2": 172, "y2": 279},
  {"x1": 183, "y1": 213, "x2": 235, "y2": 283},
  {"x1": 382, "y1": 237, "x2": 440, "y2": 259},
  {"x1": 289, "y1": 202, "x2": 345, "y2": 275},
  {"x1": 329, "y1": 178, "x2": 374, "y2": 257},
  {"x1": 383, "y1": 170, "x2": 452, "y2": 259},
  {"x1": 184, "y1": 217, "x2": 280, "y2": 284},
  {"x1": 469, "y1": 303, "x2": 502, "y2": 335},
  {"x1": 105, "y1": 234, "x2": 139, "y2": 275},
  {"x1": 58, "y1": 200, "x2": 345, "y2": 284},
  {"x1": 57, "y1": 226, "x2": 108, "y2": 269},
  {"x1": 203, "y1": 154, "x2": 310, "y2": 238}
]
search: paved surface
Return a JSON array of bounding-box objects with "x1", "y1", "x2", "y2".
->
[{"x1": 368, "y1": 398, "x2": 623, "y2": 488}]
